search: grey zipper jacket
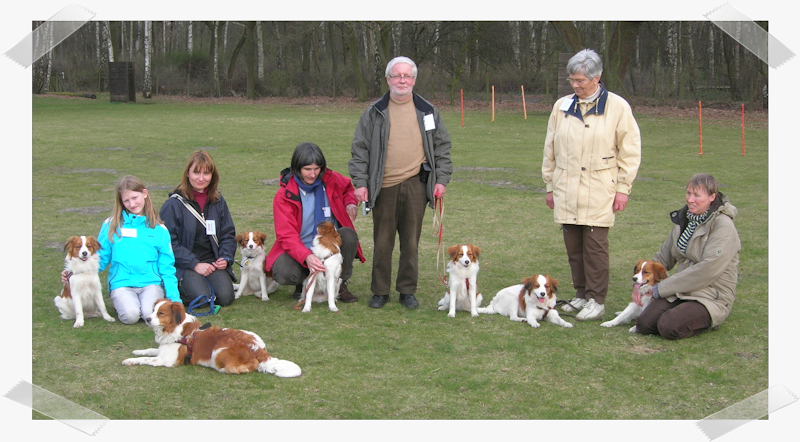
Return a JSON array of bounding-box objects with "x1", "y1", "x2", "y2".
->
[
  {"x1": 349, "y1": 91, "x2": 453, "y2": 209},
  {"x1": 653, "y1": 193, "x2": 740, "y2": 327}
]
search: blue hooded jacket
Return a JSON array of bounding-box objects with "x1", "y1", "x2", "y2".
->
[{"x1": 97, "y1": 211, "x2": 180, "y2": 301}]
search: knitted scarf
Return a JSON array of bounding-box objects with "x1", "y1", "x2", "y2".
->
[
  {"x1": 677, "y1": 211, "x2": 708, "y2": 253},
  {"x1": 294, "y1": 174, "x2": 326, "y2": 236}
]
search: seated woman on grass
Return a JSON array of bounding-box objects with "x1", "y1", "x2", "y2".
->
[{"x1": 636, "y1": 173, "x2": 740, "y2": 340}]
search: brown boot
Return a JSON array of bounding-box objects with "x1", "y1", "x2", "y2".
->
[{"x1": 338, "y1": 281, "x2": 358, "y2": 303}]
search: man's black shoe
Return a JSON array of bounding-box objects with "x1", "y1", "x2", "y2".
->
[
  {"x1": 399, "y1": 294, "x2": 419, "y2": 309},
  {"x1": 368, "y1": 294, "x2": 389, "y2": 309}
]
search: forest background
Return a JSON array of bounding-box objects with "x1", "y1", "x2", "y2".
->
[{"x1": 34, "y1": 19, "x2": 767, "y2": 108}]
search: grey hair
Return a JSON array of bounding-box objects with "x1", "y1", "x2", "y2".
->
[
  {"x1": 566, "y1": 49, "x2": 603, "y2": 80},
  {"x1": 385, "y1": 56, "x2": 418, "y2": 78}
]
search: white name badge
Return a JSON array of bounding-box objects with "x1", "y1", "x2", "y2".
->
[
  {"x1": 323, "y1": 206, "x2": 332, "y2": 217},
  {"x1": 559, "y1": 99, "x2": 573, "y2": 112},
  {"x1": 205, "y1": 220, "x2": 216, "y2": 235},
  {"x1": 424, "y1": 114, "x2": 436, "y2": 131},
  {"x1": 121, "y1": 228, "x2": 137, "y2": 238}
]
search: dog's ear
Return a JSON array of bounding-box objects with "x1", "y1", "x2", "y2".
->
[
  {"x1": 235, "y1": 233, "x2": 244, "y2": 242},
  {"x1": 446, "y1": 245, "x2": 459, "y2": 258},
  {"x1": 471, "y1": 245, "x2": 481, "y2": 259},
  {"x1": 86, "y1": 236, "x2": 101, "y2": 252},
  {"x1": 258, "y1": 231, "x2": 267, "y2": 243},
  {"x1": 170, "y1": 302, "x2": 185, "y2": 325},
  {"x1": 654, "y1": 262, "x2": 669, "y2": 282},
  {"x1": 549, "y1": 277, "x2": 558, "y2": 292},
  {"x1": 521, "y1": 276, "x2": 534, "y2": 291},
  {"x1": 63, "y1": 237, "x2": 78, "y2": 253}
]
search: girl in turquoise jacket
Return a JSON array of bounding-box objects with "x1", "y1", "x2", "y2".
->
[{"x1": 97, "y1": 176, "x2": 179, "y2": 324}]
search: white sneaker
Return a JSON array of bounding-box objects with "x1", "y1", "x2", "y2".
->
[
  {"x1": 561, "y1": 297, "x2": 587, "y2": 312},
  {"x1": 576, "y1": 299, "x2": 605, "y2": 321}
]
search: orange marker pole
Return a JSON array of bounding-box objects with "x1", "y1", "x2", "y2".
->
[
  {"x1": 491, "y1": 85, "x2": 495, "y2": 122},
  {"x1": 699, "y1": 101, "x2": 703, "y2": 155},
  {"x1": 521, "y1": 85, "x2": 527, "y2": 120},
  {"x1": 460, "y1": 89, "x2": 464, "y2": 127},
  {"x1": 741, "y1": 103, "x2": 745, "y2": 156}
]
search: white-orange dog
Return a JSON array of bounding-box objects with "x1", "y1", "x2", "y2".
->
[
  {"x1": 601, "y1": 259, "x2": 668, "y2": 332},
  {"x1": 234, "y1": 230, "x2": 278, "y2": 301},
  {"x1": 122, "y1": 299, "x2": 301, "y2": 377},
  {"x1": 438, "y1": 244, "x2": 482, "y2": 317},
  {"x1": 297, "y1": 222, "x2": 343, "y2": 313},
  {"x1": 54, "y1": 236, "x2": 115, "y2": 328},
  {"x1": 477, "y1": 275, "x2": 572, "y2": 328}
]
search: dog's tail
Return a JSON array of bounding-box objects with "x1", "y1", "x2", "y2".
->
[
  {"x1": 476, "y1": 305, "x2": 495, "y2": 314},
  {"x1": 259, "y1": 357, "x2": 302, "y2": 378}
]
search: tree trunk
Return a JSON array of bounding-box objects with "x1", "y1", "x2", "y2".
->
[
  {"x1": 245, "y1": 21, "x2": 256, "y2": 99},
  {"x1": 143, "y1": 20, "x2": 152, "y2": 98}
]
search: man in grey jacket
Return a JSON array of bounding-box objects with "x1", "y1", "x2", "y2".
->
[{"x1": 349, "y1": 56, "x2": 453, "y2": 309}]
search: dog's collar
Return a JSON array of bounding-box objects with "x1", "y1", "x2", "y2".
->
[{"x1": 179, "y1": 322, "x2": 212, "y2": 364}]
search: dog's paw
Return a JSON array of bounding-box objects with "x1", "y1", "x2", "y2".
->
[
  {"x1": 121, "y1": 358, "x2": 134, "y2": 366},
  {"x1": 628, "y1": 325, "x2": 638, "y2": 333},
  {"x1": 131, "y1": 350, "x2": 149, "y2": 356},
  {"x1": 329, "y1": 306, "x2": 339, "y2": 313},
  {"x1": 103, "y1": 315, "x2": 115, "y2": 322},
  {"x1": 529, "y1": 321, "x2": 541, "y2": 328},
  {"x1": 447, "y1": 312, "x2": 456, "y2": 318},
  {"x1": 302, "y1": 306, "x2": 311, "y2": 313},
  {"x1": 600, "y1": 321, "x2": 614, "y2": 327},
  {"x1": 73, "y1": 320, "x2": 84, "y2": 328},
  {"x1": 563, "y1": 322, "x2": 574, "y2": 328},
  {"x1": 261, "y1": 295, "x2": 269, "y2": 301},
  {"x1": 471, "y1": 312, "x2": 479, "y2": 318}
]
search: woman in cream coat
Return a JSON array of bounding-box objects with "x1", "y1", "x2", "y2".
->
[{"x1": 542, "y1": 49, "x2": 642, "y2": 321}]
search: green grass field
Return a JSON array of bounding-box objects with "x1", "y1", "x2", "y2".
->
[{"x1": 30, "y1": 94, "x2": 768, "y2": 426}]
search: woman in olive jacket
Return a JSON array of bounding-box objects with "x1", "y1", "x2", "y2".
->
[{"x1": 636, "y1": 174, "x2": 740, "y2": 339}]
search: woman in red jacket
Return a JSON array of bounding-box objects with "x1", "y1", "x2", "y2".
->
[{"x1": 266, "y1": 142, "x2": 365, "y2": 302}]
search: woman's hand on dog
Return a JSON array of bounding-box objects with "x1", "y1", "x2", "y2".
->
[{"x1": 305, "y1": 254, "x2": 326, "y2": 274}]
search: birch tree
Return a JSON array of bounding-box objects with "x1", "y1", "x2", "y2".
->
[{"x1": 143, "y1": 20, "x2": 152, "y2": 97}]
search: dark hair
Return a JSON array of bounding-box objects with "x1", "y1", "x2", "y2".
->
[{"x1": 290, "y1": 142, "x2": 327, "y2": 177}]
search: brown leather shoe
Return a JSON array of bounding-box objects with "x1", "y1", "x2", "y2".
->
[{"x1": 338, "y1": 281, "x2": 358, "y2": 303}]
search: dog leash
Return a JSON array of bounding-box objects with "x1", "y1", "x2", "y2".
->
[
  {"x1": 432, "y1": 196, "x2": 448, "y2": 286},
  {"x1": 187, "y1": 275, "x2": 219, "y2": 316},
  {"x1": 293, "y1": 272, "x2": 318, "y2": 310},
  {"x1": 554, "y1": 299, "x2": 579, "y2": 318}
]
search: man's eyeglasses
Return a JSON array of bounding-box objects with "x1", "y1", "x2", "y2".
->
[{"x1": 388, "y1": 75, "x2": 415, "y2": 81}]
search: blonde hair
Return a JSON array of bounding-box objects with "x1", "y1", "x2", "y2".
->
[
  {"x1": 108, "y1": 175, "x2": 160, "y2": 242},
  {"x1": 177, "y1": 150, "x2": 220, "y2": 203},
  {"x1": 687, "y1": 173, "x2": 719, "y2": 198}
]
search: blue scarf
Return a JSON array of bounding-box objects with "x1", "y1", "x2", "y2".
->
[{"x1": 294, "y1": 174, "x2": 326, "y2": 236}]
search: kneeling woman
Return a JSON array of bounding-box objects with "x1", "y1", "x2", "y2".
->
[
  {"x1": 267, "y1": 142, "x2": 365, "y2": 301},
  {"x1": 160, "y1": 150, "x2": 238, "y2": 311},
  {"x1": 636, "y1": 173, "x2": 740, "y2": 339}
]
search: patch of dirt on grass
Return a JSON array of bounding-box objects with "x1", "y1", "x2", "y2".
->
[{"x1": 625, "y1": 344, "x2": 661, "y2": 355}]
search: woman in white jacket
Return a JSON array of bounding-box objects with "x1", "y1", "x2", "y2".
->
[{"x1": 542, "y1": 49, "x2": 642, "y2": 321}]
